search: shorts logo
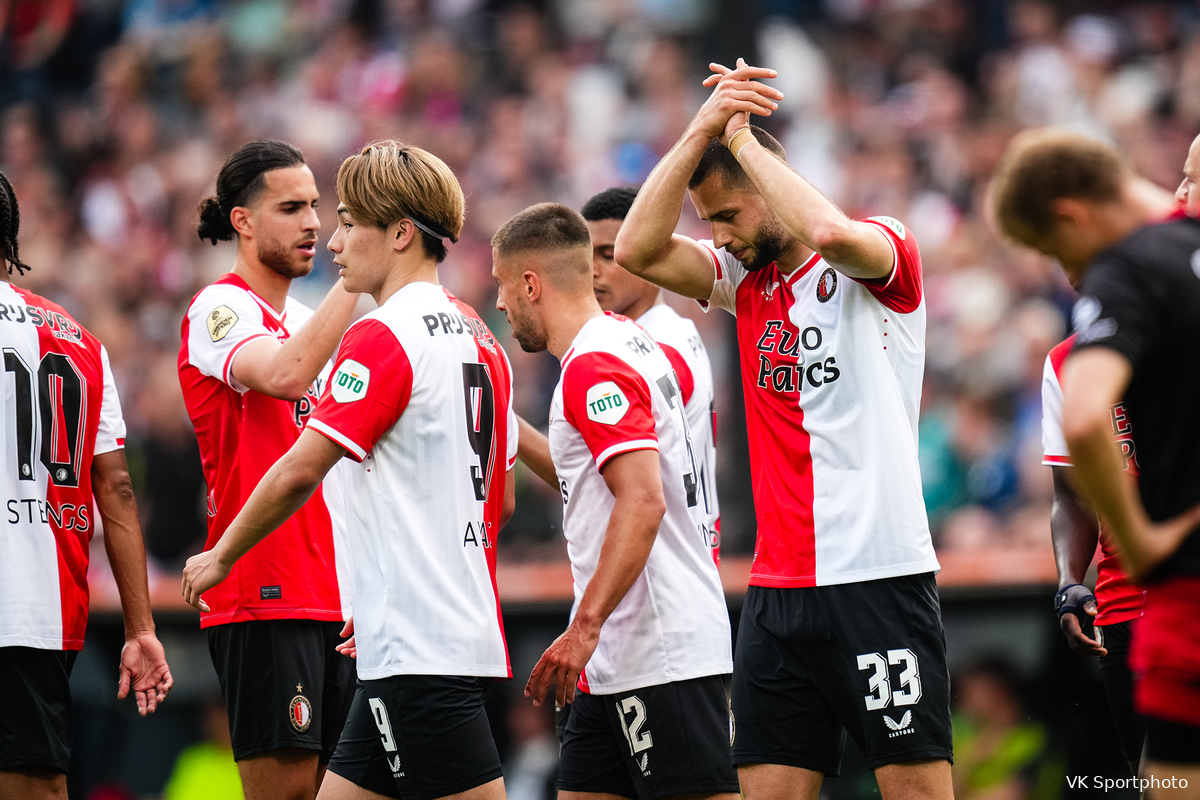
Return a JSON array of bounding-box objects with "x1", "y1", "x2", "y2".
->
[
  {"x1": 206, "y1": 305, "x2": 238, "y2": 342},
  {"x1": 883, "y1": 710, "x2": 914, "y2": 738},
  {"x1": 289, "y1": 686, "x2": 312, "y2": 732},
  {"x1": 331, "y1": 360, "x2": 370, "y2": 403},
  {"x1": 867, "y1": 215, "x2": 906, "y2": 240},
  {"x1": 816, "y1": 268, "x2": 837, "y2": 303},
  {"x1": 586, "y1": 382, "x2": 629, "y2": 425}
]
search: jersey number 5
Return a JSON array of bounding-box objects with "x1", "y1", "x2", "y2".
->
[
  {"x1": 4, "y1": 349, "x2": 86, "y2": 487},
  {"x1": 462, "y1": 363, "x2": 496, "y2": 501}
]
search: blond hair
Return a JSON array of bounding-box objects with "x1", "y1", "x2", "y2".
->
[
  {"x1": 991, "y1": 128, "x2": 1132, "y2": 247},
  {"x1": 337, "y1": 140, "x2": 465, "y2": 262}
]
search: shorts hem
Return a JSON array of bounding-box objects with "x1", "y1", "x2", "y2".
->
[
  {"x1": 863, "y1": 749, "x2": 953, "y2": 771},
  {"x1": 0, "y1": 757, "x2": 69, "y2": 773},
  {"x1": 732, "y1": 754, "x2": 839, "y2": 778},
  {"x1": 232, "y1": 739, "x2": 323, "y2": 762},
  {"x1": 327, "y1": 763, "x2": 503, "y2": 800}
]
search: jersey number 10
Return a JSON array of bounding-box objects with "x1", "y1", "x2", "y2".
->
[{"x1": 4, "y1": 349, "x2": 86, "y2": 488}]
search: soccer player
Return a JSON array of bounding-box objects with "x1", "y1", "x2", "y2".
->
[
  {"x1": 992, "y1": 127, "x2": 1200, "y2": 795},
  {"x1": 180, "y1": 140, "x2": 359, "y2": 800},
  {"x1": 1043, "y1": 334, "x2": 1145, "y2": 776},
  {"x1": 492, "y1": 203, "x2": 738, "y2": 800},
  {"x1": 0, "y1": 171, "x2": 173, "y2": 799},
  {"x1": 183, "y1": 140, "x2": 517, "y2": 800},
  {"x1": 1176, "y1": 131, "x2": 1200, "y2": 217},
  {"x1": 614, "y1": 60, "x2": 953, "y2": 799},
  {"x1": 584, "y1": 186, "x2": 721, "y2": 561}
]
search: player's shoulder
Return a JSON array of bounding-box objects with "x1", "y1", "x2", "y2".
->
[{"x1": 7, "y1": 285, "x2": 98, "y2": 350}]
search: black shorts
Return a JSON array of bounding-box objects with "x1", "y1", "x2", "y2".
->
[
  {"x1": 559, "y1": 674, "x2": 740, "y2": 800},
  {"x1": 327, "y1": 675, "x2": 502, "y2": 800},
  {"x1": 1096, "y1": 620, "x2": 1146, "y2": 762},
  {"x1": 207, "y1": 619, "x2": 355, "y2": 762},
  {"x1": 731, "y1": 574, "x2": 953, "y2": 774},
  {"x1": 0, "y1": 647, "x2": 78, "y2": 773},
  {"x1": 1144, "y1": 715, "x2": 1200, "y2": 765}
]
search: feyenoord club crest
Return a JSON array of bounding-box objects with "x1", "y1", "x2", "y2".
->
[
  {"x1": 290, "y1": 684, "x2": 313, "y2": 732},
  {"x1": 816, "y1": 267, "x2": 837, "y2": 303}
]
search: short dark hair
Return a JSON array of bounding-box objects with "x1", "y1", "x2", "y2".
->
[
  {"x1": 991, "y1": 128, "x2": 1131, "y2": 247},
  {"x1": 688, "y1": 126, "x2": 787, "y2": 190},
  {"x1": 0, "y1": 171, "x2": 28, "y2": 275},
  {"x1": 581, "y1": 186, "x2": 638, "y2": 222},
  {"x1": 197, "y1": 140, "x2": 306, "y2": 245},
  {"x1": 492, "y1": 202, "x2": 591, "y2": 256}
]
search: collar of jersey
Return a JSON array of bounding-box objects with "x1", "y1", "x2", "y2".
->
[
  {"x1": 784, "y1": 251, "x2": 823, "y2": 284},
  {"x1": 218, "y1": 272, "x2": 288, "y2": 323}
]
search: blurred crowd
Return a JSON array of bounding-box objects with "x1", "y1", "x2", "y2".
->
[{"x1": 3, "y1": 0, "x2": 1199, "y2": 569}]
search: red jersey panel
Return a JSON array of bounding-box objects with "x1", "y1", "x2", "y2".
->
[
  {"x1": 1, "y1": 283, "x2": 126, "y2": 650},
  {"x1": 179, "y1": 273, "x2": 343, "y2": 627},
  {"x1": 1041, "y1": 335, "x2": 1143, "y2": 625}
]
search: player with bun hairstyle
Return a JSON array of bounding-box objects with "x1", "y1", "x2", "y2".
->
[
  {"x1": 1, "y1": 170, "x2": 173, "y2": 800},
  {"x1": 184, "y1": 140, "x2": 518, "y2": 800},
  {"x1": 179, "y1": 140, "x2": 360, "y2": 800}
]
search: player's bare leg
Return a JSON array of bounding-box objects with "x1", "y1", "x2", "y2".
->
[
  {"x1": 874, "y1": 759, "x2": 953, "y2": 800},
  {"x1": 1146, "y1": 763, "x2": 1200, "y2": 800},
  {"x1": 560, "y1": 792, "x2": 739, "y2": 800},
  {"x1": 239, "y1": 747, "x2": 322, "y2": 800},
  {"x1": 0, "y1": 767, "x2": 67, "y2": 800},
  {"x1": 738, "y1": 763, "x2": 824, "y2": 800},
  {"x1": 320, "y1": 774, "x2": 506, "y2": 800}
]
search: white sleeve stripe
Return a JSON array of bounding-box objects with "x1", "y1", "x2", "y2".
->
[
  {"x1": 595, "y1": 440, "x2": 659, "y2": 468},
  {"x1": 221, "y1": 333, "x2": 272, "y2": 387},
  {"x1": 307, "y1": 419, "x2": 368, "y2": 461},
  {"x1": 863, "y1": 221, "x2": 900, "y2": 288}
]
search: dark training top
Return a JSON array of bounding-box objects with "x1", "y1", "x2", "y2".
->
[{"x1": 1074, "y1": 214, "x2": 1200, "y2": 579}]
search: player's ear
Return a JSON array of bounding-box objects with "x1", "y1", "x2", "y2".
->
[
  {"x1": 230, "y1": 206, "x2": 254, "y2": 238},
  {"x1": 1049, "y1": 197, "x2": 1090, "y2": 231},
  {"x1": 523, "y1": 270, "x2": 541, "y2": 302},
  {"x1": 393, "y1": 219, "x2": 418, "y2": 253}
]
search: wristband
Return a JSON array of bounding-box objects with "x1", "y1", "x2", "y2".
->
[
  {"x1": 1054, "y1": 583, "x2": 1097, "y2": 622},
  {"x1": 727, "y1": 127, "x2": 756, "y2": 162}
]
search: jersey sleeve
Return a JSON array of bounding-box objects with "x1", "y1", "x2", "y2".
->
[
  {"x1": 697, "y1": 240, "x2": 746, "y2": 315},
  {"x1": 658, "y1": 342, "x2": 694, "y2": 405},
  {"x1": 185, "y1": 286, "x2": 275, "y2": 393},
  {"x1": 308, "y1": 319, "x2": 413, "y2": 462},
  {"x1": 93, "y1": 345, "x2": 127, "y2": 455},
  {"x1": 849, "y1": 217, "x2": 923, "y2": 314},
  {"x1": 1041, "y1": 352, "x2": 1071, "y2": 466},
  {"x1": 561, "y1": 351, "x2": 657, "y2": 469},
  {"x1": 1073, "y1": 252, "x2": 1160, "y2": 369}
]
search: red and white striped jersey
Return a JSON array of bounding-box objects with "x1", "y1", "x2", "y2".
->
[
  {"x1": 308, "y1": 282, "x2": 517, "y2": 680},
  {"x1": 1041, "y1": 335, "x2": 1143, "y2": 625},
  {"x1": 636, "y1": 304, "x2": 721, "y2": 562},
  {"x1": 550, "y1": 313, "x2": 732, "y2": 695},
  {"x1": 179, "y1": 273, "x2": 347, "y2": 627},
  {"x1": 700, "y1": 216, "x2": 938, "y2": 587},
  {"x1": 0, "y1": 282, "x2": 125, "y2": 650}
]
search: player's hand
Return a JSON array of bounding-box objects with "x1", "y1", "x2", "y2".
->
[
  {"x1": 180, "y1": 549, "x2": 231, "y2": 612},
  {"x1": 525, "y1": 620, "x2": 600, "y2": 709},
  {"x1": 1059, "y1": 602, "x2": 1106, "y2": 657},
  {"x1": 118, "y1": 633, "x2": 174, "y2": 716},
  {"x1": 687, "y1": 58, "x2": 781, "y2": 142},
  {"x1": 336, "y1": 617, "x2": 357, "y2": 659}
]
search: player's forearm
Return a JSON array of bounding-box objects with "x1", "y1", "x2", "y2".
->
[
  {"x1": 269, "y1": 280, "x2": 358, "y2": 397},
  {"x1": 573, "y1": 492, "x2": 665, "y2": 634},
  {"x1": 93, "y1": 452, "x2": 156, "y2": 638},
  {"x1": 1050, "y1": 466, "x2": 1100, "y2": 587},
  {"x1": 214, "y1": 451, "x2": 325, "y2": 567},
  {"x1": 517, "y1": 416, "x2": 557, "y2": 489},
  {"x1": 737, "y1": 142, "x2": 891, "y2": 279},
  {"x1": 615, "y1": 129, "x2": 708, "y2": 274}
]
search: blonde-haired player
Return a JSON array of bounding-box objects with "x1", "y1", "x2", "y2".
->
[{"x1": 184, "y1": 141, "x2": 519, "y2": 800}]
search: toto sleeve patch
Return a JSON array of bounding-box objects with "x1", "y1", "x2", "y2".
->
[
  {"x1": 331, "y1": 360, "x2": 370, "y2": 402},
  {"x1": 585, "y1": 381, "x2": 629, "y2": 425},
  {"x1": 867, "y1": 215, "x2": 906, "y2": 240}
]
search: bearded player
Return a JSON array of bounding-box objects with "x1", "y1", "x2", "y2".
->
[
  {"x1": 615, "y1": 60, "x2": 952, "y2": 799},
  {"x1": 180, "y1": 140, "x2": 359, "y2": 800}
]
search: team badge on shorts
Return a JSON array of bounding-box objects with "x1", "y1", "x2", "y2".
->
[
  {"x1": 289, "y1": 684, "x2": 313, "y2": 732},
  {"x1": 816, "y1": 268, "x2": 838, "y2": 303}
]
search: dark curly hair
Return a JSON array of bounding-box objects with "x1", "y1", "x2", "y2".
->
[
  {"x1": 197, "y1": 140, "x2": 306, "y2": 245},
  {"x1": 581, "y1": 186, "x2": 639, "y2": 222},
  {"x1": 0, "y1": 171, "x2": 29, "y2": 276}
]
